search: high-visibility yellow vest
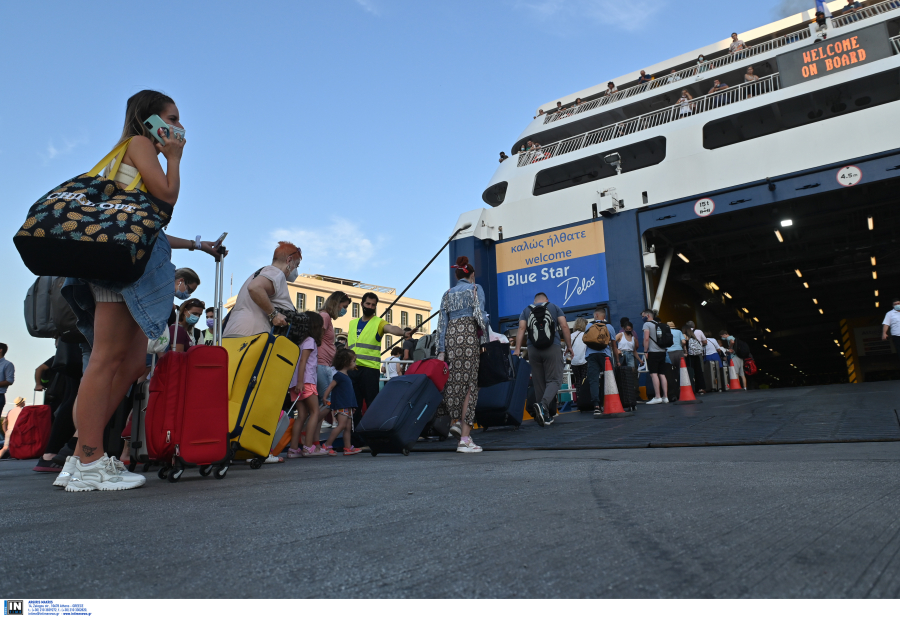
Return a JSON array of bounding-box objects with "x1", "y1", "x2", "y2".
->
[{"x1": 348, "y1": 317, "x2": 384, "y2": 369}]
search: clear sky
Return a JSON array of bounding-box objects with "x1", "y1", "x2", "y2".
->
[{"x1": 1, "y1": 0, "x2": 805, "y2": 410}]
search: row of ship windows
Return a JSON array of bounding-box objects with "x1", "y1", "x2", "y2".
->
[
  {"x1": 484, "y1": 69, "x2": 899, "y2": 205},
  {"x1": 295, "y1": 292, "x2": 424, "y2": 327}
]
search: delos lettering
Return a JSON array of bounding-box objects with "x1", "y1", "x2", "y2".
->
[
  {"x1": 495, "y1": 221, "x2": 609, "y2": 317},
  {"x1": 777, "y1": 23, "x2": 892, "y2": 88},
  {"x1": 47, "y1": 192, "x2": 136, "y2": 213}
]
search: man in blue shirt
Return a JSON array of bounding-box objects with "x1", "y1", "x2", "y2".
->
[
  {"x1": 585, "y1": 307, "x2": 619, "y2": 417},
  {"x1": 0, "y1": 343, "x2": 15, "y2": 415}
]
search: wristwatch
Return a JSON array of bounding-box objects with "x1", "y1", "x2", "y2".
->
[{"x1": 267, "y1": 309, "x2": 279, "y2": 323}]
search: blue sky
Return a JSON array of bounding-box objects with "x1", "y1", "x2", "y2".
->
[{"x1": 1, "y1": 0, "x2": 801, "y2": 409}]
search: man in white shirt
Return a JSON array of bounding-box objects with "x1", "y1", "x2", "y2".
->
[
  {"x1": 729, "y1": 32, "x2": 745, "y2": 54},
  {"x1": 385, "y1": 347, "x2": 403, "y2": 380},
  {"x1": 882, "y1": 298, "x2": 900, "y2": 363}
]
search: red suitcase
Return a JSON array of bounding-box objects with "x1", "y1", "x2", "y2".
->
[
  {"x1": 145, "y1": 245, "x2": 230, "y2": 482},
  {"x1": 8, "y1": 403, "x2": 52, "y2": 459},
  {"x1": 406, "y1": 359, "x2": 450, "y2": 392}
]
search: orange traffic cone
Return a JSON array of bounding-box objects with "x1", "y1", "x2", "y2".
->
[
  {"x1": 674, "y1": 357, "x2": 703, "y2": 405},
  {"x1": 598, "y1": 355, "x2": 633, "y2": 418},
  {"x1": 727, "y1": 358, "x2": 742, "y2": 391}
]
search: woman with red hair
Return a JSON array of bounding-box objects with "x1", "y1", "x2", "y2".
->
[
  {"x1": 224, "y1": 241, "x2": 302, "y2": 338},
  {"x1": 435, "y1": 256, "x2": 489, "y2": 453}
]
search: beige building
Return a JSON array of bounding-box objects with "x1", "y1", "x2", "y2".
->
[{"x1": 226, "y1": 273, "x2": 432, "y2": 354}]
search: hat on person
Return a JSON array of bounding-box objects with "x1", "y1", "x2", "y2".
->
[
  {"x1": 13, "y1": 396, "x2": 25, "y2": 406},
  {"x1": 666, "y1": 321, "x2": 676, "y2": 328}
]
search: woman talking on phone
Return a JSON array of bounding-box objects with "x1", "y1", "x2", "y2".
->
[{"x1": 56, "y1": 90, "x2": 226, "y2": 492}]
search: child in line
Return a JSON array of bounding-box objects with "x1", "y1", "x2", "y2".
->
[
  {"x1": 322, "y1": 348, "x2": 362, "y2": 456},
  {"x1": 288, "y1": 312, "x2": 326, "y2": 458}
]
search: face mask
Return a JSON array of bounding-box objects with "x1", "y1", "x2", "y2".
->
[
  {"x1": 362, "y1": 306, "x2": 376, "y2": 317},
  {"x1": 186, "y1": 314, "x2": 200, "y2": 326},
  {"x1": 339, "y1": 308, "x2": 348, "y2": 317},
  {"x1": 174, "y1": 281, "x2": 191, "y2": 300},
  {"x1": 894, "y1": 305, "x2": 900, "y2": 311},
  {"x1": 284, "y1": 259, "x2": 299, "y2": 283},
  {"x1": 206, "y1": 318, "x2": 215, "y2": 328},
  {"x1": 642, "y1": 316, "x2": 649, "y2": 322}
]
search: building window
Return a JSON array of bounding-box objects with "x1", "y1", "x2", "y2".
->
[
  {"x1": 416, "y1": 314, "x2": 423, "y2": 327},
  {"x1": 401, "y1": 311, "x2": 409, "y2": 327},
  {"x1": 385, "y1": 309, "x2": 392, "y2": 323},
  {"x1": 352, "y1": 302, "x2": 360, "y2": 318},
  {"x1": 296, "y1": 293, "x2": 306, "y2": 311},
  {"x1": 316, "y1": 296, "x2": 325, "y2": 311},
  {"x1": 335, "y1": 327, "x2": 343, "y2": 334},
  {"x1": 385, "y1": 335, "x2": 392, "y2": 350}
]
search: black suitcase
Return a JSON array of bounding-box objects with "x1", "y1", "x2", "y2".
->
[
  {"x1": 476, "y1": 355, "x2": 531, "y2": 428},
  {"x1": 421, "y1": 415, "x2": 451, "y2": 441},
  {"x1": 357, "y1": 374, "x2": 443, "y2": 456},
  {"x1": 616, "y1": 366, "x2": 638, "y2": 411},
  {"x1": 576, "y1": 376, "x2": 593, "y2": 411}
]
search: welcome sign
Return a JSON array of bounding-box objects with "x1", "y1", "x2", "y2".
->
[
  {"x1": 495, "y1": 221, "x2": 609, "y2": 318},
  {"x1": 777, "y1": 22, "x2": 892, "y2": 88}
]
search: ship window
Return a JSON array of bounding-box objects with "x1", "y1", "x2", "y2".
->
[
  {"x1": 482, "y1": 181, "x2": 508, "y2": 207},
  {"x1": 532, "y1": 136, "x2": 666, "y2": 197},
  {"x1": 704, "y1": 69, "x2": 900, "y2": 150}
]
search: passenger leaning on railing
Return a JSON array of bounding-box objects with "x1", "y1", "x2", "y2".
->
[
  {"x1": 677, "y1": 90, "x2": 694, "y2": 118},
  {"x1": 729, "y1": 32, "x2": 746, "y2": 54},
  {"x1": 604, "y1": 82, "x2": 618, "y2": 96}
]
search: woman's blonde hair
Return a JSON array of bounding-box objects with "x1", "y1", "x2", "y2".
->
[
  {"x1": 573, "y1": 317, "x2": 588, "y2": 332},
  {"x1": 117, "y1": 90, "x2": 176, "y2": 147},
  {"x1": 322, "y1": 290, "x2": 351, "y2": 319}
]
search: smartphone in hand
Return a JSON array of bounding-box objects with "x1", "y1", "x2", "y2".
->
[{"x1": 143, "y1": 115, "x2": 170, "y2": 144}]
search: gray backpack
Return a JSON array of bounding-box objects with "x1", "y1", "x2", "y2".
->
[
  {"x1": 413, "y1": 334, "x2": 437, "y2": 361},
  {"x1": 24, "y1": 276, "x2": 59, "y2": 339}
]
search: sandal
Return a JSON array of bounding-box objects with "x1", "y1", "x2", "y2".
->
[
  {"x1": 264, "y1": 454, "x2": 284, "y2": 464},
  {"x1": 343, "y1": 447, "x2": 363, "y2": 455}
]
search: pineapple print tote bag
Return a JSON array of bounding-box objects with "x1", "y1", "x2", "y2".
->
[{"x1": 13, "y1": 138, "x2": 174, "y2": 284}]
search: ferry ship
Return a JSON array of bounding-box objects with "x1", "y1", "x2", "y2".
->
[{"x1": 449, "y1": 0, "x2": 900, "y2": 385}]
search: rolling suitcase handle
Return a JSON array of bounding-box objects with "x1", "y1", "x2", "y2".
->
[{"x1": 212, "y1": 233, "x2": 227, "y2": 346}]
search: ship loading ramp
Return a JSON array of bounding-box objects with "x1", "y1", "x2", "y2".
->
[{"x1": 641, "y1": 173, "x2": 900, "y2": 387}]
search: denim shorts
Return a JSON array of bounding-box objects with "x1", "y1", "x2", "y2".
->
[
  {"x1": 316, "y1": 364, "x2": 337, "y2": 405},
  {"x1": 62, "y1": 231, "x2": 176, "y2": 348}
]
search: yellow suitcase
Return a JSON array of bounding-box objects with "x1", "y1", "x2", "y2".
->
[{"x1": 222, "y1": 332, "x2": 299, "y2": 464}]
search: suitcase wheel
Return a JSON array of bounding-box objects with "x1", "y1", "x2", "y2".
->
[
  {"x1": 249, "y1": 457, "x2": 263, "y2": 470},
  {"x1": 402, "y1": 448, "x2": 410, "y2": 456},
  {"x1": 127, "y1": 461, "x2": 137, "y2": 473},
  {"x1": 157, "y1": 466, "x2": 169, "y2": 480},
  {"x1": 143, "y1": 462, "x2": 152, "y2": 473},
  {"x1": 199, "y1": 465, "x2": 212, "y2": 477},
  {"x1": 371, "y1": 451, "x2": 378, "y2": 457},
  {"x1": 167, "y1": 464, "x2": 184, "y2": 483},
  {"x1": 214, "y1": 465, "x2": 228, "y2": 480}
]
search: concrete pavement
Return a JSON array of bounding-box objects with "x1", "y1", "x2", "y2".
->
[{"x1": 2, "y1": 440, "x2": 899, "y2": 598}]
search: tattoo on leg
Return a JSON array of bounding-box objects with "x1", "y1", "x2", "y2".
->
[{"x1": 81, "y1": 444, "x2": 97, "y2": 458}]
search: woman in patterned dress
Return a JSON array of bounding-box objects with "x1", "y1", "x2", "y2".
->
[{"x1": 436, "y1": 256, "x2": 489, "y2": 453}]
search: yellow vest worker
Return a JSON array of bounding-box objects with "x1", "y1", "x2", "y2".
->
[
  {"x1": 348, "y1": 316, "x2": 386, "y2": 370},
  {"x1": 348, "y1": 292, "x2": 409, "y2": 412}
]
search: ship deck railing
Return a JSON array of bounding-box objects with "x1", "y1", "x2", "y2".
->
[
  {"x1": 892, "y1": 33, "x2": 900, "y2": 53},
  {"x1": 519, "y1": 73, "x2": 781, "y2": 167},
  {"x1": 540, "y1": 0, "x2": 900, "y2": 127}
]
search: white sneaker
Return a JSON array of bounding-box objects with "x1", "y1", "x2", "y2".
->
[
  {"x1": 457, "y1": 438, "x2": 483, "y2": 453},
  {"x1": 646, "y1": 398, "x2": 663, "y2": 405},
  {"x1": 65, "y1": 454, "x2": 146, "y2": 492},
  {"x1": 320, "y1": 421, "x2": 332, "y2": 430},
  {"x1": 52, "y1": 456, "x2": 77, "y2": 488},
  {"x1": 662, "y1": 397, "x2": 669, "y2": 403}
]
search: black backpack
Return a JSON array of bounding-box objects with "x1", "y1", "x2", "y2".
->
[
  {"x1": 526, "y1": 304, "x2": 556, "y2": 349},
  {"x1": 733, "y1": 337, "x2": 751, "y2": 359},
  {"x1": 650, "y1": 320, "x2": 674, "y2": 348}
]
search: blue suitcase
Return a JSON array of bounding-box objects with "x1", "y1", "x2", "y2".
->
[
  {"x1": 475, "y1": 355, "x2": 531, "y2": 428},
  {"x1": 358, "y1": 374, "x2": 443, "y2": 456}
]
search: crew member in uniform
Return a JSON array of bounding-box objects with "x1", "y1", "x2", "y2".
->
[{"x1": 348, "y1": 292, "x2": 408, "y2": 426}]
